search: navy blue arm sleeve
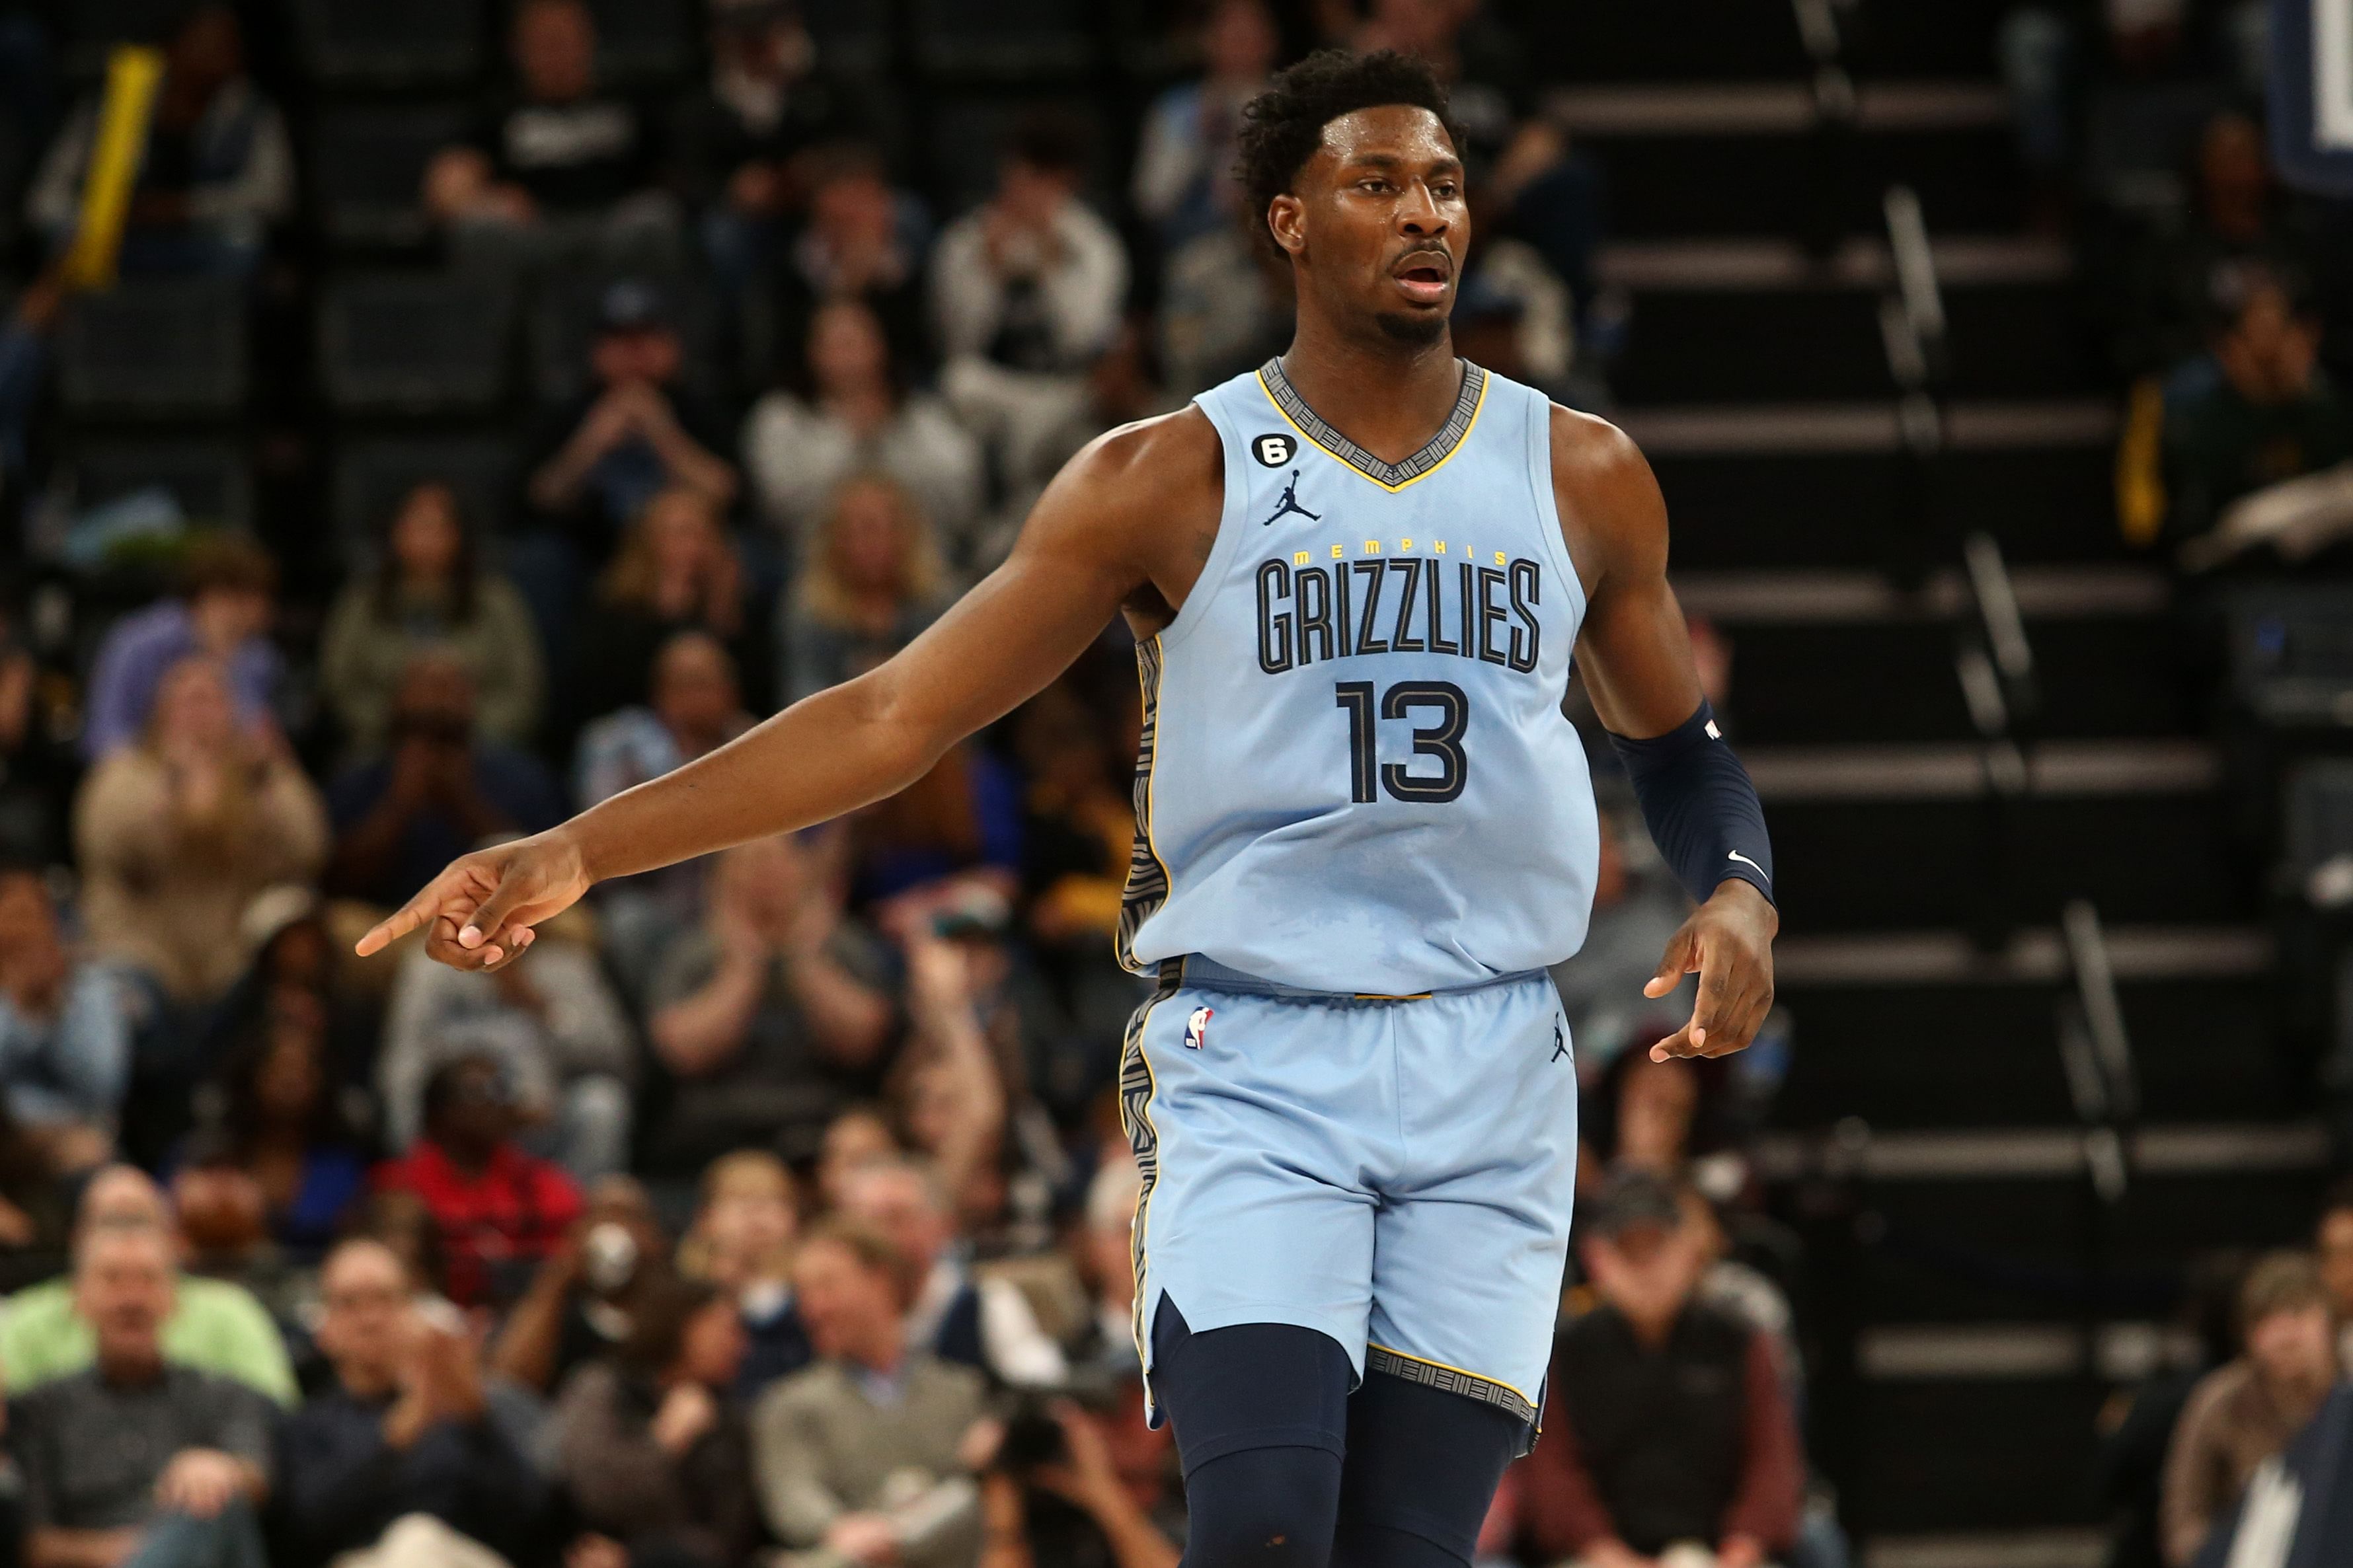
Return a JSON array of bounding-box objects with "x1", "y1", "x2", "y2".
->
[{"x1": 1605, "y1": 698, "x2": 1774, "y2": 907}]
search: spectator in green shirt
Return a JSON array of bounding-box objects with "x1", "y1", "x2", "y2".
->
[{"x1": 0, "y1": 1164, "x2": 296, "y2": 1403}]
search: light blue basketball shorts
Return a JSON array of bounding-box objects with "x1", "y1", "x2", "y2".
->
[{"x1": 1118, "y1": 956, "x2": 1578, "y2": 1443}]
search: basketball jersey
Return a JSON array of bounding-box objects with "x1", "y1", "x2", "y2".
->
[{"x1": 1117, "y1": 356, "x2": 1600, "y2": 996}]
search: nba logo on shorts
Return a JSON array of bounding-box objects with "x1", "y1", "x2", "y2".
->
[{"x1": 1183, "y1": 1006, "x2": 1214, "y2": 1049}]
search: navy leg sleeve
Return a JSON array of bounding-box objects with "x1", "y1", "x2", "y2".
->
[
  {"x1": 1331, "y1": 1367, "x2": 1525, "y2": 1568},
  {"x1": 1150, "y1": 1296, "x2": 1353, "y2": 1568}
]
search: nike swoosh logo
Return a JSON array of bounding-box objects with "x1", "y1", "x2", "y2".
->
[{"x1": 1726, "y1": 850, "x2": 1769, "y2": 881}]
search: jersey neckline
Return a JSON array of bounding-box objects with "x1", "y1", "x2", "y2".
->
[{"x1": 1255, "y1": 356, "x2": 1488, "y2": 492}]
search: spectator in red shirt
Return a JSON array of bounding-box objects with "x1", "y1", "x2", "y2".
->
[
  {"x1": 373, "y1": 1053, "x2": 583, "y2": 1309},
  {"x1": 1524, "y1": 1171, "x2": 1802, "y2": 1568}
]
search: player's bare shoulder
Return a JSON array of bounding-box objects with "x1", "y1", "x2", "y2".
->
[
  {"x1": 1545, "y1": 402, "x2": 1671, "y2": 596},
  {"x1": 1038, "y1": 403, "x2": 1225, "y2": 635}
]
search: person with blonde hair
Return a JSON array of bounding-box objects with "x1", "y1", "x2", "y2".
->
[
  {"x1": 74, "y1": 653, "x2": 328, "y2": 1006},
  {"x1": 784, "y1": 473, "x2": 950, "y2": 704},
  {"x1": 681, "y1": 1150, "x2": 812, "y2": 1398},
  {"x1": 569, "y1": 487, "x2": 769, "y2": 731}
]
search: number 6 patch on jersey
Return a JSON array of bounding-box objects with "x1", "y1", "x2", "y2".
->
[{"x1": 1183, "y1": 1005, "x2": 1214, "y2": 1049}]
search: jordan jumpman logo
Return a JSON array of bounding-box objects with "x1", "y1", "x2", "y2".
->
[{"x1": 1259, "y1": 470, "x2": 1321, "y2": 527}]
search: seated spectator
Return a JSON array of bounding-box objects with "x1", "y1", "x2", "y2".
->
[
  {"x1": 321, "y1": 480, "x2": 546, "y2": 758},
  {"x1": 10, "y1": 1222, "x2": 275, "y2": 1568},
  {"x1": 2160, "y1": 1251, "x2": 2342, "y2": 1566},
  {"x1": 276, "y1": 1238, "x2": 546, "y2": 1568},
  {"x1": 327, "y1": 653, "x2": 566, "y2": 910},
  {"x1": 373, "y1": 1055, "x2": 585, "y2": 1310},
  {"x1": 643, "y1": 832, "x2": 895, "y2": 1174},
  {"x1": 25, "y1": 3, "x2": 291, "y2": 278},
  {"x1": 1523, "y1": 1171, "x2": 1803, "y2": 1568},
  {"x1": 675, "y1": 0, "x2": 856, "y2": 289},
  {"x1": 81, "y1": 535, "x2": 280, "y2": 763},
  {"x1": 840, "y1": 1158, "x2": 1065, "y2": 1388},
  {"x1": 785, "y1": 473, "x2": 951, "y2": 704},
  {"x1": 554, "y1": 1277, "x2": 760, "y2": 1568},
  {"x1": 566, "y1": 486, "x2": 769, "y2": 741},
  {"x1": 525, "y1": 284, "x2": 740, "y2": 581},
  {"x1": 490, "y1": 1175, "x2": 675, "y2": 1398},
  {"x1": 168, "y1": 1149, "x2": 311, "y2": 1339},
  {"x1": 765, "y1": 146, "x2": 933, "y2": 379},
  {"x1": 423, "y1": 0, "x2": 663, "y2": 239},
  {"x1": 1131, "y1": 0, "x2": 1277, "y2": 255},
  {"x1": 381, "y1": 899, "x2": 634, "y2": 1182},
  {"x1": 751, "y1": 1218, "x2": 993, "y2": 1568},
  {"x1": 815, "y1": 1105, "x2": 901, "y2": 1211},
  {"x1": 935, "y1": 118, "x2": 1130, "y2": 486},
  {"x1": 0, "y1": 1166, "x2": 296, "y2": 1402},
  {"x1": 744, "y1": 297, "x2": 985, "y2": 560},
  {"x1": 2319, "y1": 1182, "x2": 2353, "y2": 1367},
  {"x1": 679, "y1": 1150, "x2": 812, "y2": 1400},
  {"x1": 76, "y1": 654, "x2": 329, "y2": 1007},
  {"x1": 0, "y1": 865, "x2": 128, "y2": 1168},
  {"x1": 576, "y1": 630, "x2": 753, "y2": 990},
  {"x1": 2164, "y1": 277, "x2": 2353, "y2": 550},
  {"x1": 184, "y1": 990, "x2": 369, "y2": 1258}
]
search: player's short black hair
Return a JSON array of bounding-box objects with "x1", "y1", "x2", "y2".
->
[{"x1": 1236, "y1": 48, "x2": 1461, "y2": 244}]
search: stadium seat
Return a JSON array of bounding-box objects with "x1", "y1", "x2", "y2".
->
[
  {"x1": 2225, "y1": 585, "x2": 2353, "y2": 729},
  {"x1": 909, "y1": 0, "x2": 1091, "y2": 81},
  {"x1": 331, "y1": 435, "x2": 520, "y2": 560},
  {"x1": 292, "y1": 0, "x2": 484, "y2": 89},
  {"x1": 64, "y1": 438, "x2": 252, "y2": 531},
  {"x1": 800, "y1": 0, "x2": 892, "y2": 75},
  {"x1": 58, "y1": 280, "x2": 248, "y2": 419},
  {"x1": 2285, "y1": 760, "x2": 2353, "y2": 891},
  {"x1": 318, "y1": 272, "x2": 516, "y2": 416},
  {"x1": 587, "y1": 0, "x2": 693, "y2": 87},
  {"x1": 309, "y1": 104, "x2": 475, "y2": 250},
  {"x1": 525, "y1": 268, "x2": 727, "y2": 408}
]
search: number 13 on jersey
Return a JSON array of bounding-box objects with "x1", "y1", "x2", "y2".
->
[{"x1": 1334, "y1": 681, "x2": 1469, "y2": 803}]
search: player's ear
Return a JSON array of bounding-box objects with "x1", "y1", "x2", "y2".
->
[{"x1": 1266, "y1": 194, "x2": 1307, "y2": 257}]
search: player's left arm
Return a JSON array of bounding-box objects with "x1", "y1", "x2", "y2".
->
[{"x1": 1554, "y1": 406, "x2": 1777, "y2": 1063}]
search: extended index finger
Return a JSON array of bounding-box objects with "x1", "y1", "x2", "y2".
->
[{"x1": 356, "y1": 864, "x2": 479, "y2": 957}]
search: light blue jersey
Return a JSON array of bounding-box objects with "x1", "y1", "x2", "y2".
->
[{"x1": 1118, "y1": 357, "x2": 1599, "y2": 996}]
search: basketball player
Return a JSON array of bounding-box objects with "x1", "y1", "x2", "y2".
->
[{"x1": 360, "y1": 50, "x2": 1777, "y2": 1568}]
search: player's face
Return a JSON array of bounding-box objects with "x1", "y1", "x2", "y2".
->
[{"x1": 1276, "y1": 105, "x2": 1468, "y2": 348}]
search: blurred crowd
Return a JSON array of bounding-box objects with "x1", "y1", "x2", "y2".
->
[{"x1": 0, "y1": 2, "x2": 1839, "y2": 1568}]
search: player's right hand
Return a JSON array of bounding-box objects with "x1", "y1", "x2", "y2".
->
[{"x1": 353, "y1": 829, "x2": 592, "y2": 972}]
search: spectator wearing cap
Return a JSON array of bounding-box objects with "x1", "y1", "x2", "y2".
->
[
  {"x1": 935, "y1": 117, "x2": 1130, "y2": 489},
  {"x1": 81, "y1": 535, "x2": 281, "y2": 762},
  {"x1": 1523, "y1": 1172, "x2": 1803, "y2": 1568},
  {"x1": 642, "y1": 832, "x2": 895, "y2": 1175},
  {"x1": 0, "y1": 1165, "x2": 296, "y2": 1403},
  {"x1": 422, "y1": 0, "x2": 662, "y2": 237},
  {"x1": 751, "y1": 1218, "x2": 993, "y2": 1568},
  {"x1": 325, "y1": 652, "x2": 567, "y2": 911},
  {"x1": 75, "y1": 653, "x2": 328, "y2": 1008},
  {"x1": 524, "y1": 280, "x2": 740, "y2": 580},
  {"x1": 319, "y1": 480, "x2": 546, "y2": 760},
  {"x1": 275, "y1": 1237, "x2": 547, "y2": 1568},
  {"x1": 26, "y1": 3, "x2": 291, "y2": 279},
  {"x1": 744, "y1": 298, "x2": 986, "y2": 564},
  {"x1": 10, "y1": 1220, "x2": 276, "y2": 1568},
  {"x1": 372, "y1": 1055, "x2": 586, "y2": 1310},
  {"x1": 2159, "y1": 1251, "x2": 2344, "y2": 1566}
]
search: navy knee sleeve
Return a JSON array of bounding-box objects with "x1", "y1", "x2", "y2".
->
[
  {"x1": 1149, "y1": 1298, "x2": 1354, "y2": 1568},
  {"x1": 1331, "y1": 1368, "x2": 1525, "y2": 1568}
]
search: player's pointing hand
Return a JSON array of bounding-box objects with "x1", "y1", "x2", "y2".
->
[
  {"x1": 1644, "y1": 879, "x2": 1777, "y2": 1062},
  {"x1": 353, "y1": 829, "x2": 593, "y2": 973}
]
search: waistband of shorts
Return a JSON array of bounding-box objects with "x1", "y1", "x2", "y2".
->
[{"x1": 1159, "y1": 954, "x2": 1551, "y2": 1001}]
